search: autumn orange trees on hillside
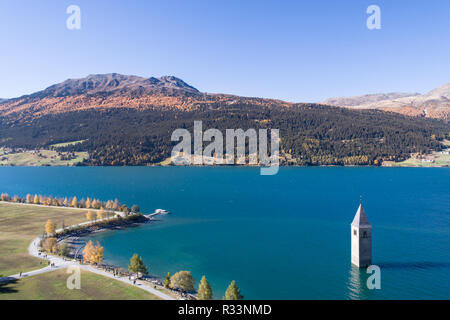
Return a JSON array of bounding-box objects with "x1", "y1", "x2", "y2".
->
[
  {"x1": 42, "y1": 237, "x2": 57, "y2": 253},
  {"x1": 82, "y1": 240, "x2": 94, "y2": 263},
  {"x1": 0, "y1": 191, "x2": 132, "y2": 215},
  {"x1": 85, "y1": 198, "x2": 91, "y2": 208},
  {"x1": 92, "y1": 199, "x2": 101, "y2": 209},
  {"x1": 71, "y1": 196, "x2": 78, "y2": 208},
  {"x1": 45, "y1": 219, "x2": 56, "y2": 235},
  {"x1": 86, "y1": 210, "x2": 95, "y2": 221},
  {"x1": 82, "y1": 240, "x2": 104, "y2": 265},
  {"x1": 0, "y1": 193, "x2": 11, "y2": 201},
  {"x1": 96, "y1": 209, "x2": 104, "y2": 220}
]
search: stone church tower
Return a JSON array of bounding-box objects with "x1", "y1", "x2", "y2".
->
[{"x1": 351, "y1": 203, "x2": 372, "y2": 268}]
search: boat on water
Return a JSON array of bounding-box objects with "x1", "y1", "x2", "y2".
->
[{"x1": 143, "y1": 209, "x2": 170, "y2": 220}]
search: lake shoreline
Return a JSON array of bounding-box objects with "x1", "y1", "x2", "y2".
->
[
  {"x1": 1, "y1": 163, "x2": 449, "y2": 168},
  {"x1": 55, "y1": 216, "x2": 196, "y2": 299},
  {"x1": 1, "y1": 167, "x2": 449, "y2": 299},
  {"x1": 60, "y1": 215, "x2": 150, "y2": 260}
]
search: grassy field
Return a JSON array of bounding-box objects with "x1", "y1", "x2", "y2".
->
[
  {"x1": 0, "y1": 148, "x2": 88, "y2": 166},
  {"x1": 383, "y1": 139, "x2": 450, "y2": 167},
  {"x1": 383, "y1": 151, "x2": 450, "y2": 167},
  {"x1": 158, "y1": 156, "x2": 173, "y2": 166},
  {"x1": 0, "y1": 202, "x2": 88, "y2": 276},
  {"x1": 49, "y1": 140, "x2": 87, "y2": 148},
  {"x1": 0, "y1": 268, "x2": 161, "y2": 300}
]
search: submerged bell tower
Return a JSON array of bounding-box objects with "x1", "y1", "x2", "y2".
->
[{"x1": 351, "y1": 203, "x2": 372, "y2": 268}]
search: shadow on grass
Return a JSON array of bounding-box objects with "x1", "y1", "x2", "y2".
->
[{"x1": 0, "y1": 277, "x2": 19, "y2": 294}]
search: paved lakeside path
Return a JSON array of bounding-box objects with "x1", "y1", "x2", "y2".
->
[
  {"x1": 0, "y1": 201, "x2": 175, "y2": 300},
  {"x1": 0, "y1": 236, "x2": 174, "y2": 300}
]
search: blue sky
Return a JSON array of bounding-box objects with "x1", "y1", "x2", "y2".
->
[{"x1": 0, "y1": 0, "x2": 449, "y2": 102}]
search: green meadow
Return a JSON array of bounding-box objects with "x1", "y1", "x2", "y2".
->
[
  {"x1": 0, "y1": 268, "x2": 161, "y2": 300},
  {"x1": 0, "y1": 202, "x2": 87, "y2": 276},
  {"x1": 0, "y1": 148, "x2": 88, "y2": 166}
]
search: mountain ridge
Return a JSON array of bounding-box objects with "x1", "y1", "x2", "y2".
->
[
  {"x1": 11, "y1": 73, "x2": 199, "y2": 101},
  {"x1": 0, "y1": 73, "x2": 292, "y2": 121},
  {"x1": 0, "y1": 73, "x2": 448, "y2": 166},
  {"x1": 322, "y1": 83, "x2": 450, "y2": 121},
  {"x1": 1, "y1": 74, "x2": 449, "y2": 121},
  {"x1": 322, "y1": 92, "x2": 420, "y2": 107}
]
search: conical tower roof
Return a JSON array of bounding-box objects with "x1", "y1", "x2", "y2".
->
[{"x1": 351, "y1": 204, "x2": 371, "y2": 227}]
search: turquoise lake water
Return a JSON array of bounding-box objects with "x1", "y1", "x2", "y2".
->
[{"x1": 0, "y1": 167, "x2": 449, "y2": 299}]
